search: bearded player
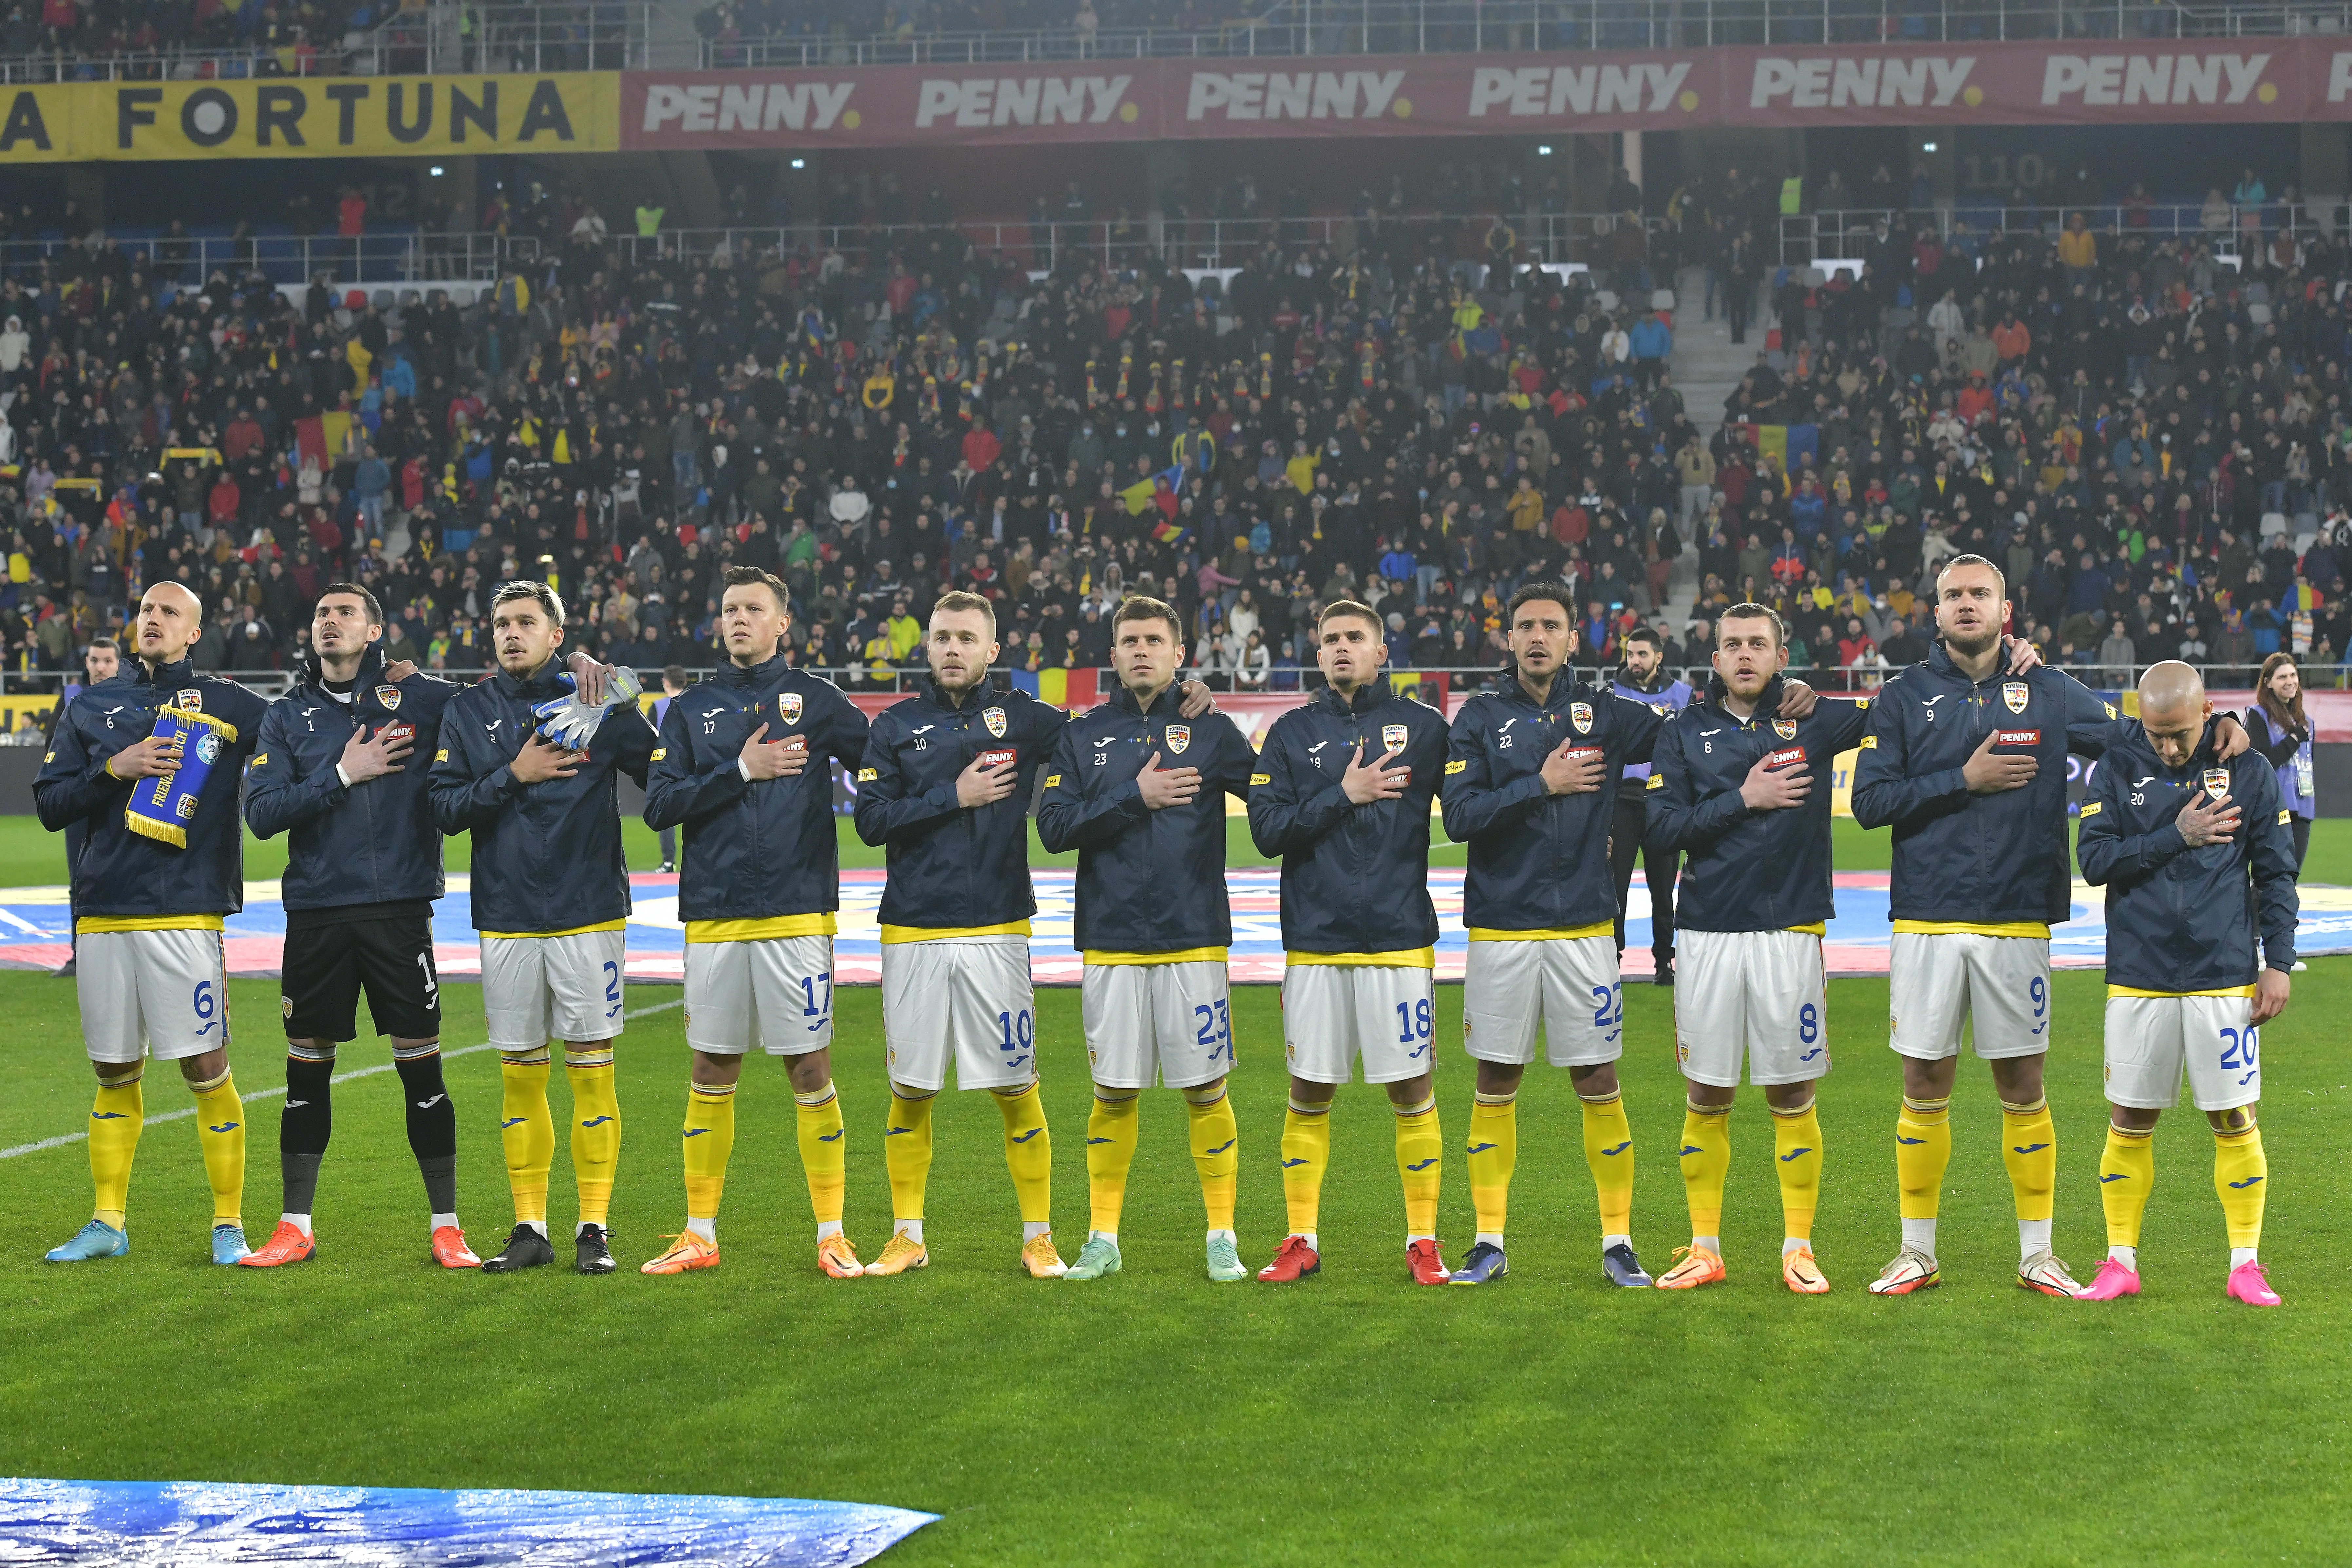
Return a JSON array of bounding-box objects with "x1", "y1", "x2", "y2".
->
[
  {"x1": 2075, "y1": 661, "x2": 2296, "y2": 1307},
  {"x1": 1644, "y1": 605, "x2": 1869, "y2": 1293},
  {"x1": 429, "y1": 582, "x2": 657, "y2": 1275},
  {"x1": 1853, "y1": 555, "x2": 2245, "y2": 1297},
  {"x1": 639, "y1": 567, "x2": 871, "y2": 1280},
  {"x1": 1248, "y1": 600, "x2": 1451, "y2": 1286},
  {"x1": 1441, "y1": 581, "x2": 1820, "y2": 1287},
  {"x1": 1037, "y1": 596, "x2": 1257, "y2": 1284},
  {"x1": 854, "y1": 591, "x2": 1216, "y2": 1279},
  {"x1": 244, "y1": 588, "x2": 466, "y2": 1267},
  {"x1": 36, "y1": 581, "x2": 268, "y2": 1265}
]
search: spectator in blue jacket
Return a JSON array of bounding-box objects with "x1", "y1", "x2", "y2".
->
[
  {"x1": 352, "y1": 447, "x2": 392, "y2": 536},
  {"x1": 1629, "y1": 311, "x2": 1673, "y2": 387}
]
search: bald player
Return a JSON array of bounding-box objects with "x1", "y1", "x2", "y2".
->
[
  {"x1": 2075, "y1": 662, "x2": 2297, "y2": 1307},
  {"x1": 35, "y1": 582, "x2": 270, "y2": 1265}
]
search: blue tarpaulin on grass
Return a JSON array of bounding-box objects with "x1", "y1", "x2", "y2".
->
[{"x1": 0, "y1": 1478, "x2": 934, "y2": 1565}]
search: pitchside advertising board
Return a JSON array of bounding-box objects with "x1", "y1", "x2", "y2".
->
[{"x1": 17, "y1": 43, "x2": 2352, "y2": 159}]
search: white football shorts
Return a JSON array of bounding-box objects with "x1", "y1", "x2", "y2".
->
[
  {"x1": 1888, "y1": 930, "x2": 2053, "y2": 1062},
  {"x1": 685, "y1": 933, "x2": 836, "y2": 1056},
  {"x1": 78, "y1": 927, "x2": 231, "y2": 1064},
  {"x1": 881, "y1": 936, "x2": 1035, "y2": 1091},
  {"x1": 1674, "y1": 928, "x2": 1831, "y2": 1088},
  {"x1": 1461, "y1": 933, "x2": 1623, "y2": 1068},
  {"x1": 1282, "y1": 960, "x2": 1438, "y2": 1086},
  {"x1": 2104, "y1": 990, "x2": 2263, "y2": 1113},
  {"x1": 1081, "y1": 958, "x2": 1233, "y2": 1090},
  {"x1": 480, "y1": 928, "x2": 628, "y2": 1050}
]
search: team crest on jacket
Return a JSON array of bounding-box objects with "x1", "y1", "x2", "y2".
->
[
  {"x1": 2003, "y1": 681, "x2": 2029, "y2": 714},
  {"x1": 375, "y1": 685, "x2": 402, "y2": 711},
  {"x1": 177, "y1": 689, "x2": 202, "y2": 711},
  {"x1": 1570, "y1": 702, "x2": 1593, "y2": 734},
  {"x1": 1773, "y1": 718, "x2": 1797, "y2": 739},
  {"x1": 1382, "y1": 722, "x2": 1409, "y2": 753},
  {"x1": 779, "y1": 693, "x2": 804, "y2": 725},
  {"x1": 2203, "y1": 767, "x2": 2232, "y2": 800},
  {"x1": 984, "y1": 706, "x2": 1008, "y2": 738},
  {"x1": 1165, "y1": 724, "x2": 1191, "y2": 755}
]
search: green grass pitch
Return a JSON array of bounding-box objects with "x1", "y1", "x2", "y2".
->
[{"x1": 1, "y1": 820, "x2": 2350, "y2": 1563}]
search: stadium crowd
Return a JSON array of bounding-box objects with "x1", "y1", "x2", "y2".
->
[
  {"x1": 0, "y1": 165, "x2": 2346, "y2": 699},
  {"x1": 0, "y1": 0, "x2": 393, "y2": 75}
]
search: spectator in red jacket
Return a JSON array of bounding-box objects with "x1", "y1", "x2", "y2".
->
[
  {"x1": 961, "y1": 420, "x2": 1002, "y2": 473},
  {"x1": 222, "y1": 409, "x2": 264, "y2": 461},
  {"x1": 207, "y1": 473, "x2": 243, "y2": 532}
]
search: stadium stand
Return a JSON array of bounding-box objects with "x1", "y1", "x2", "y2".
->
[{"x1": 0, "y1": 141, "x2": 2347, "y2": 702}]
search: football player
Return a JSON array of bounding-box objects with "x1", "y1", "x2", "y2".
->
[
  {"x1": 639, "y1": 567, "x2": 870, "y2": 1279},
  {"x1": 36, "y1": 582, "x2": 268, "y2": 1266},
  {"x1": 428, "y1": 582, "x2": 657, "y2": 1276},
  {"x1": 1645, "y1": 604, "x2": 1869, "y2": 1293},
  {"x1": 1037, "y1": 596, "x2": 1256, "y2": 1283},
  {"x1": 2075, "y1": 661, "x2": 2296, "y2": 1307},
  {"x1": 1248, "y1": 601, "x2": 1451, "y2": 1285}
]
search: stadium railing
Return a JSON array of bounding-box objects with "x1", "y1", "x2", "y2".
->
[
  {"x1": 706, "y1": 0, "x2": 2307, "y2": 68},
  {"x1": 566, "y1": 212, "x2": 1665, "y2": 272},
  {"x1": 0, "y1": 232, "x2": 527, "y2": 289},
  {"x1": 1776, "y1": 201, "x2": 2334, "y2": 267},
  {"x1": 0, "y1": 212, "x2": 1666, "y2": 289}
]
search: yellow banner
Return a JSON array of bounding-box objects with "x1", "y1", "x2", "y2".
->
[
  {"x1": 0, "y1": 73, "x2": 618, "y2": 162},
  {"x1": 1830, "y1": 745, "x2": 1858, "y2": 817}
]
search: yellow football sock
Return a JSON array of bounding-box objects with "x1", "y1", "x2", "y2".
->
[
  {"x1": 993, "y1": 1081, "x2": 1052, "y2": 1225},
  {"x1": 565, "y1": 1052, "x2": 620, "y2": 1228},
  {"x1": 883, "y1": 1087, "x2": 935, "y2": 1226},
  {"x1": 1896, "y1": 1095, "x2": 1951, "y2": 1221},
  {"x1": 795, "y1": 1080, "x2": 847, "y2": 1228},
  {"x1": 1185, "y1": 1084, "x2": 1239, "y2": 1232},
  {"x1": 1086, "y1": 1090, "x2": 1139, "y2": 1235},
  {"x1": 2001, "y1": 1095, "x2": 2057, "y2": 1224},
  {"x1": 88, "y1": 1068, "x2": 143, "y2": 1230},
  {"x1": 499, "y1": 1052, "x2": 555, "y2": 1226},
  {"x1": 1581, "y1": 1091, "x2": 1635, "y2": 1239},
  {"x1": 2101, "y1": 1123, "x2": 2154, "y2": 1249},
  {"x1": 1393, "y1": 1093, "x2": 1441, "y2": 1239},
  {"x1": 2214, "y1": 1124, "x2": 2267, "y2": 1250},
  {"x1": 1771, "y1": 1101, "x2": 1824, "y2": 1243},
  {"x1": 189, "y1": 1067, "x2": 245, "y2": 1226},
  {"x1": 1467, "y1": 1090, "x2": 1516, "y2": 1236},
  {"x1": 1280, "y1": 1097, "x2": 1333, "y2": 1238},
  {"x1": 1677, "y1": 1102, "x2": 1730, "y2": 1241},
  {"x1": 682, "y1": 1081, "x2": 736, "y2": 1225}
]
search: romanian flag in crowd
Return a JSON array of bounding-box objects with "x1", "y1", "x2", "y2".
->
[
  {"x1": 293, "y1": 413, "x2": 355, "y2": 468},
  {"x1": 1007, "y1": 669, "x2": 1097, "y2": 708}
]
